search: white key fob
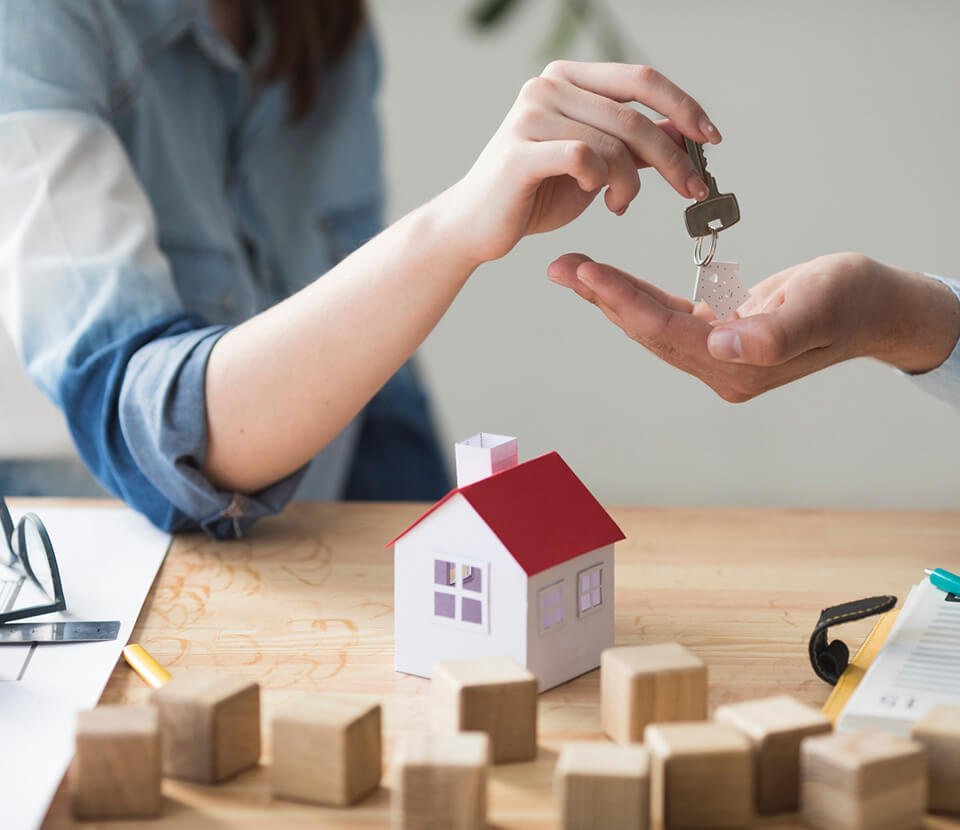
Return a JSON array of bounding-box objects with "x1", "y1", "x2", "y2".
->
[{"x1": 694, "y1": 261, "x2": 750, "y2": 321}]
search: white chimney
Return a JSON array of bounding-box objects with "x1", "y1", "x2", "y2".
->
[{"x1": 455, "y1": 433, "x2": 519, "y2": 487}]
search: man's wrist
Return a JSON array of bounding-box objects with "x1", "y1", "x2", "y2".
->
[{"x1": 869, "y1": 264, "x2": 960, "y2": 374}]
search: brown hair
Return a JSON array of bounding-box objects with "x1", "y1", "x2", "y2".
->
[{"x1": 259, "y1": 0, "x2": 367, "y2": 120}]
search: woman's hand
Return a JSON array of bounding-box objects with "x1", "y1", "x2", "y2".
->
[
  {"x1": 446, "y1": 61, "x2": 721, "y2": 266},
  {"x1": 547, "y1": 251, "x2": 960, "y2": 402}
]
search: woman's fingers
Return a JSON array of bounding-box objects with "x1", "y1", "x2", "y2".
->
[
  {"x1": 540, "y1": 61, "x2": 720, "y2": 145},
  {"x1": 518, "y1": 112, "x2": 641, "y2": 214},
  {"x1": 519, "y1": 139, "x2": 609, "y2": 194},
  {"x1": 546, "y1": 80, "x2": 708, "y2": 199}
]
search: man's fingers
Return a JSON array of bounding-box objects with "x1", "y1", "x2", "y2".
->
[
  {"x1": 548, "y1": 253, "x2": 605, "y2": 304},
  {"x1": 707, "y1": 302, "x2": 830, "y2": 366},
  {"x1": 571, "y1": 261, "x2": 716, "y2": 365},
  {"x1": 540, "y1": 61, "x2": 720, "y2": 145},
  {"x1": 548, "y1": 254, "x2": 695, "y2": 313},
  {"x1": 576, "y1": 260, "x2": 696, "y2": 313}
]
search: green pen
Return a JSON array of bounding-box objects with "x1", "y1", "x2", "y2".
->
[{"x1": 925, "y1": 567, "x2": 960, "y2": 595}]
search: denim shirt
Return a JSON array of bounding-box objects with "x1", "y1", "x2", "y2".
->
[{"x1": 0, "y1": 1, "x2": 449, "y2": 537}]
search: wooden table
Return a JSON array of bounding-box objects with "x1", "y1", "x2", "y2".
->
[{"x1": 42, "y1": 504, "x2": 960, "y2": 829}]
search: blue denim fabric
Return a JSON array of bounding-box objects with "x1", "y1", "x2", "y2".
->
[{"x1": 0, "y1": 1, "x2": 450, "y2": 536}]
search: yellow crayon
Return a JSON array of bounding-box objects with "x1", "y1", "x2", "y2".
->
[{"x1": 122, "y1": 643, "x2": 171, "y2": 689}]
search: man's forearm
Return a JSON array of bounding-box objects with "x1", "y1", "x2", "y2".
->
[{"x1": 869, "y1": 264, "x2": 960, "y2": 375}]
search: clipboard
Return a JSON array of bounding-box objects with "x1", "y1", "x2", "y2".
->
[{"x1": 821, "y1": 609, "x2": 900, "y2": 724}]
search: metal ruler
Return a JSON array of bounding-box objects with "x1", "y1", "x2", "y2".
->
[{"x1": 0, "y1": 620, "x2": 120, "y2": 644}]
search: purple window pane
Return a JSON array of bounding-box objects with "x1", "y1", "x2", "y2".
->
[
  {"x1": 580, "y1": 573, "x2": 590, "y2": 593},
  {"x1": 462, "y1": 565, "x2": 482, "y2": 593},
  {"x1": 553, "y1": 606, "x2": 564, "y2": 626},
  {"x1": 580, "y1": 592, "x2": 590, "y2": 613},
  {"x1": 434, "y1": 591, "x2": 455, "y2": 618},
  {"x1": 435, "y1": 560, "x2": 454, "y2": 586},
  {"x1": 591, "y1": 587, "x2": 602, "y2": 607},
  {"x1": 462, "y1": 597, "x2": 483, "y2": 624},
  {"x1": 591, "y1": 569, "x2": 602, "y2": 588}
]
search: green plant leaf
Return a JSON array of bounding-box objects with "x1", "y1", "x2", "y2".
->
[
  {"x1": 539, "y1": 0, "x2": 591, "y2": 60},
  {"x1": 470, "y1": 0, "x2": 527, "y2": 28},
  {"x1": 595, "y1": 17, "x2": 628, "y2": 62}
]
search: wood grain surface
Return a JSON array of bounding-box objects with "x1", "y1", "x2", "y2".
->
[{"x1": 41, "y1": 503, "x2": 960, "y2": 829}]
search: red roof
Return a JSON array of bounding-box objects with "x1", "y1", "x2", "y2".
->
[{"x1": 389, "y1": 452, "x2": 625, "y2": 576}]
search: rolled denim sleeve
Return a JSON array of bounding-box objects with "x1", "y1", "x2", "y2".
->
[
  {"x1": 118, "y1": 324, "x2": 308, "y2": 538},
  {"x1": 0, "y1": 9, "x2": 306, "y2": 537},
  {"x1": 903, "y1": 275, "x2": 960, "y2": 412}
]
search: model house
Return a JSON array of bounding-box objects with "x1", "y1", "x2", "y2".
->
[{"x1": 390, "y1": 433, "x2": 625, "y2": 692}]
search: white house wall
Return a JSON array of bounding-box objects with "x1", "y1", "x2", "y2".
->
[
  {"x1": 525, "y1": 545, "x2": 615, "y2": 692},
  {"x1": 394, "y1": 494, "x2": 528, "y2": 680}
]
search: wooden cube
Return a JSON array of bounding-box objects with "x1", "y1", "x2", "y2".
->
[
  {"x1": 555, "y1": 741, "x2": 650, "y2": 830},
  {"x1": 70, "y1": 705, "x2": 161, "y2": 819},
  {"x1": 601, "y1": 643, "x2": 707, "y2": 745},
  {"x1": 912, "y1": 705, "x2": 960, "y2": 814},
  {"x1": 432, "y1": 657, "x2": 537, "y2": 764},
  {"x1": 271, "y1": 696, "x2": 381, "y2": 806},
  {"x1": 151, "y1": 673, "x2": 260, "y2": 783},
  {"x1": 801, "y1": 730, "x2": 926, "y2": 830},
  {"x1": 645, "y1": 722, "x2": 753, "y2": 829},
  {"x1": 715, "y1": 695, "x2": 831, "y2": 814},
  {"x1": 392, "y1": 732, "x2": 490, "y2": 830}
]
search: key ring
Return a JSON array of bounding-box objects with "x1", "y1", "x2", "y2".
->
[{"x1": 693, "y1": 229, "x2": 718, "y2": 267}]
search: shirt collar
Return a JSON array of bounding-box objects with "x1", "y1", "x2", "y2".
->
[{"x1": 140, "y1": 0, "x2": 273, "y2": 74}]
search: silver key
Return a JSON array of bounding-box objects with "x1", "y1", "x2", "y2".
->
[{"x1": 683, "y1": 138, "x2": 740, "y2": 239}]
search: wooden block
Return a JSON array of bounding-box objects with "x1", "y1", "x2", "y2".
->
[
  {"x1": 432, "y1": 656, "x2": 537, "y2": 764},
  {"x1": 715, "y1": 694, "x2": 831, "y2": 814},
  {"x1": 554, "y1": 741, "x2": 650, "y2": 830},
  {"x1": 151, "y1": 672, "x2": 260, "y2": 784},
  {"x1": 392, "y1": 732, "x2": 489, "y2": 830},
  {"x1": 601, "y1": 643, "x2": 707, "y2": 745},
  {"x1": 800, "y1": 730, "x2": 926, "y2": 830},
  {"x1": 271, "y1": 696, "x2": 381, "y2": 806},
  {"x1": 70, "y1": 705, "x2": 161, "y2": 820},
  {"x1": 912, "y1": 705, "x2": 960, "y2": 814},
  {"x1": 645, "y1": 721, "x2": 753, "y2": 829}
]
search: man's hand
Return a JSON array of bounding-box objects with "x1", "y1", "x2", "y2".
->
[{"x1": 547, "y1": 251, "x2": 960, "y2": 402}]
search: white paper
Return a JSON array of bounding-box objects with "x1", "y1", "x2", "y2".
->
[
  {"x1": 837, "y1": 577, "x2": 960, "y2": 735},
  {"x1": 0, "y1": 504, "x2": 170, "y2": 830}
]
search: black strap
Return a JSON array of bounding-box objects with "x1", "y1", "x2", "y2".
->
[{"x1": 808, "y1": 595, "x2": 897, "y2": 685}]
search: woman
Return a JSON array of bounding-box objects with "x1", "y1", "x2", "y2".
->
[{"x1": 0, "y1": 0, "x2": 719, "y2": 537}]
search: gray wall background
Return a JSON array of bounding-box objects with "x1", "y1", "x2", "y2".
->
[{"x1": 1, "y1": 1, "x2": 958, "y2": 508}]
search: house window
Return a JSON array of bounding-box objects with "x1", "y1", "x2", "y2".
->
[
  {"x1": 577, "y1": 564, "x2": 603, "y2": 616},
  {"x1": 539, "y1": 582, "x2": 564, "y2": 634},
  {"x1": 433, "y1": 557, "x2": 487, "y2": 628}
]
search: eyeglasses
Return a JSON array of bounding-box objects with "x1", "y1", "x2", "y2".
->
[{"x1": 0, "y1": 497, "x2": 65, "y2": 623}]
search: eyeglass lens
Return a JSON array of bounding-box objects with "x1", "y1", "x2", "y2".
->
[{"x1": 17, "y1": 517, "x2": 56, "y2": 600}]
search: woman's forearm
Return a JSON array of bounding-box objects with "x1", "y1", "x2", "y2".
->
[{"x1": 202, "y1": 188, "x2": 478, "y2": 493}]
